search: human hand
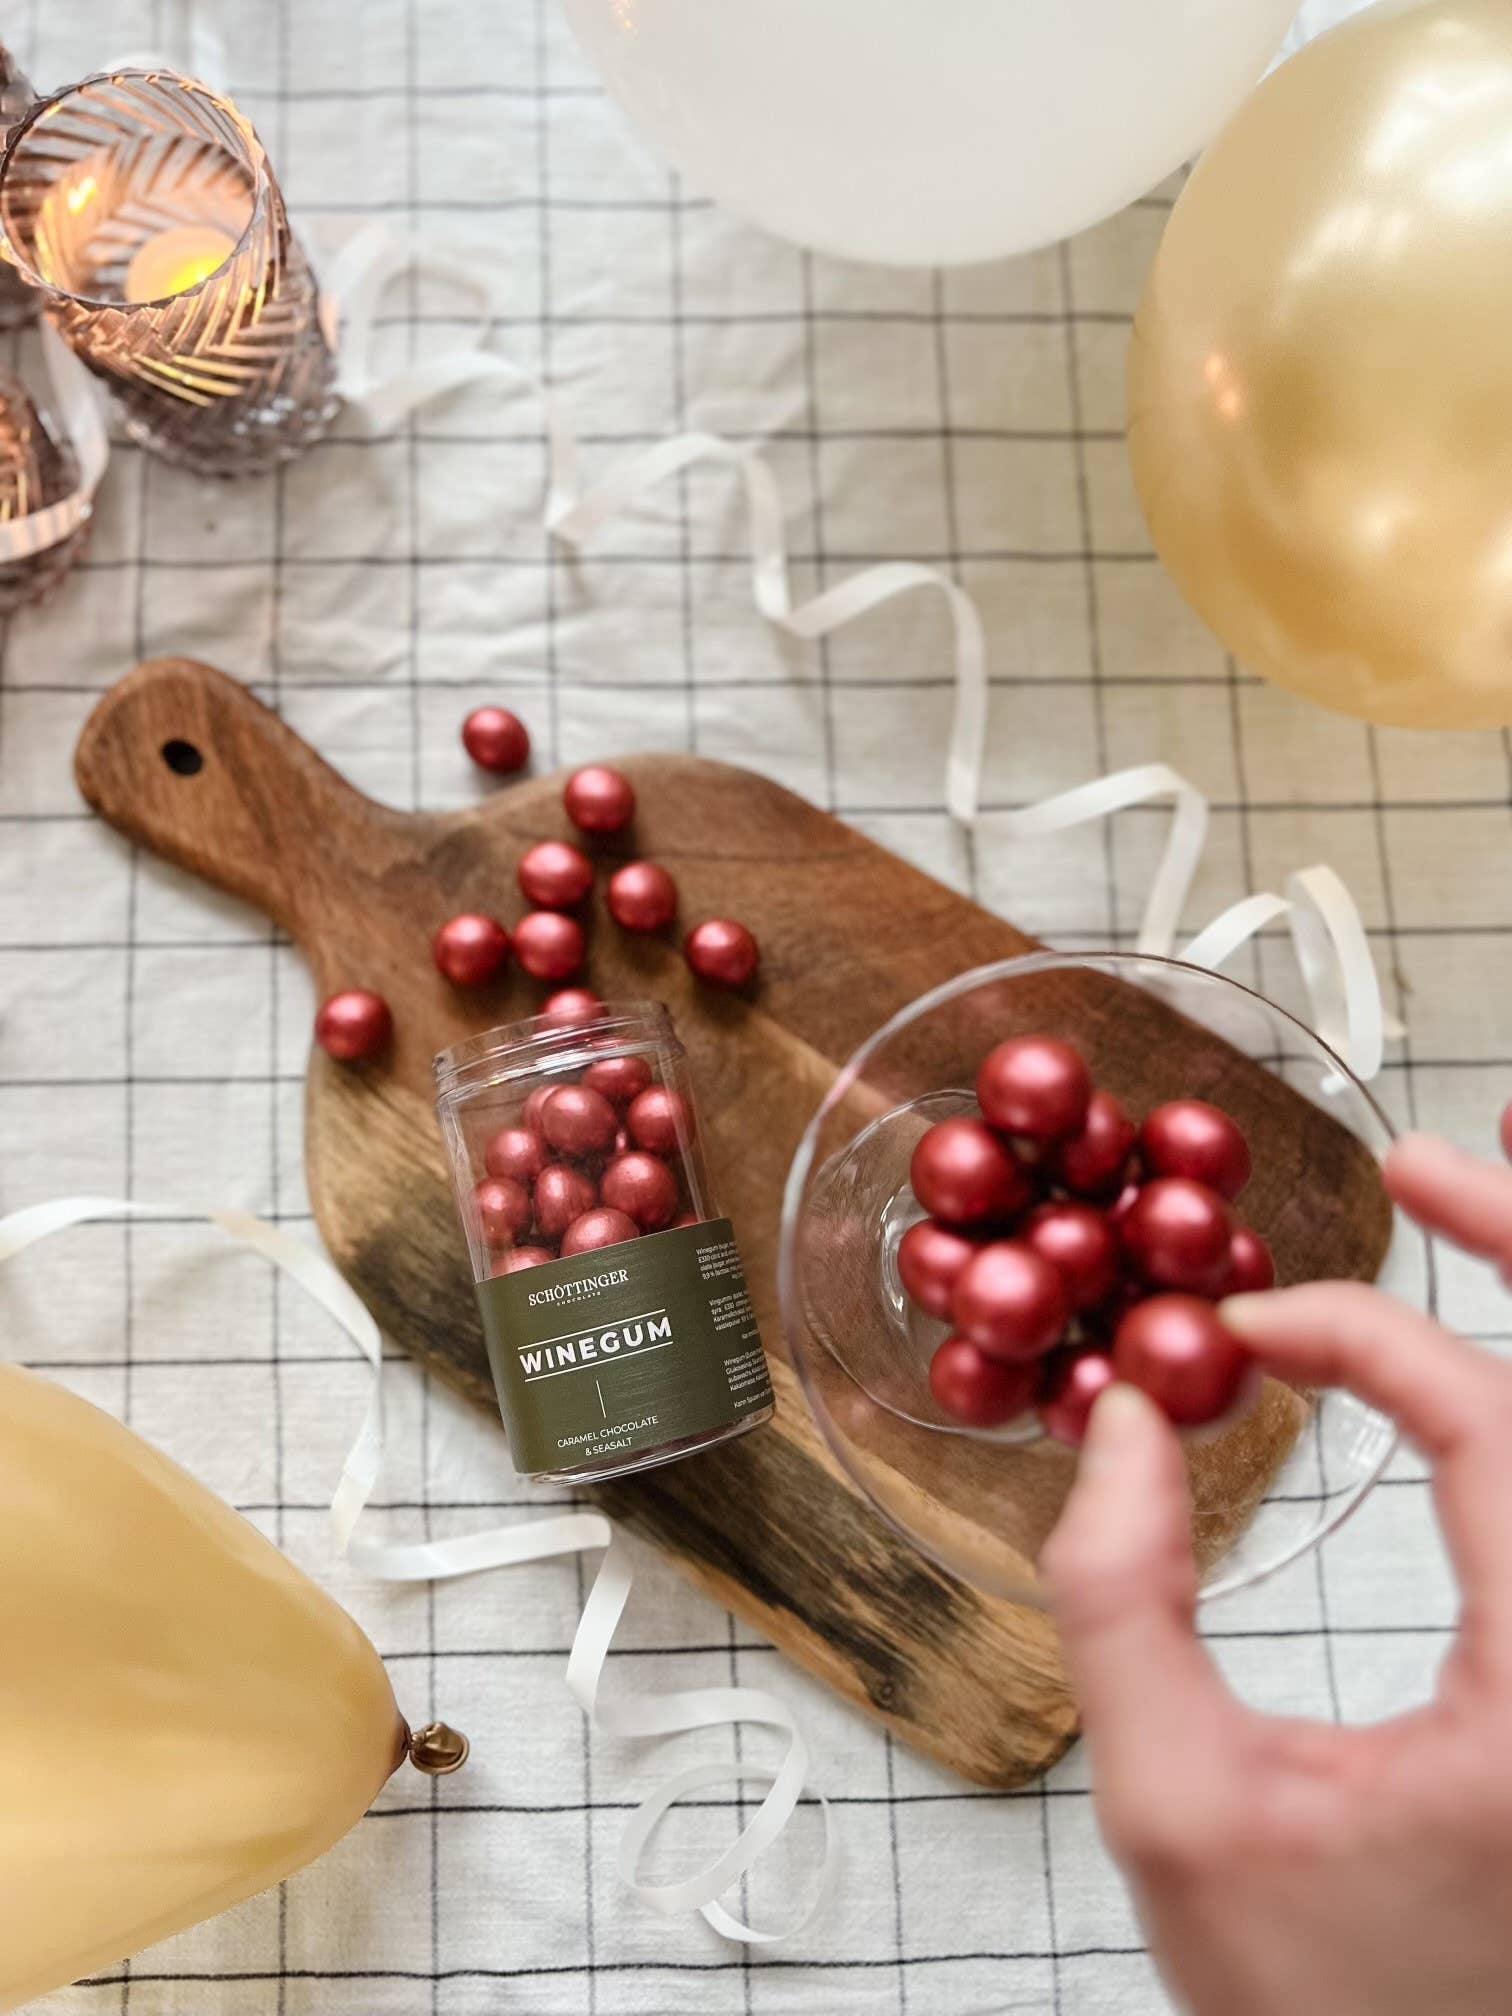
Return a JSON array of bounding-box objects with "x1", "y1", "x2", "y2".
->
[{"x1": 1042, "y1": 1108, "x2": 1512, "y2": 2016}]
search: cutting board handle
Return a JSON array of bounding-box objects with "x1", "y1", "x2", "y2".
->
[{"x1": 75, "y1": 658, "x2": 413, "y2": 939}]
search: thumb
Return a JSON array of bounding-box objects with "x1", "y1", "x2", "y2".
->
[{"x1": 1043, "y1": 1383, "x2": 1237, "y2": 1816}]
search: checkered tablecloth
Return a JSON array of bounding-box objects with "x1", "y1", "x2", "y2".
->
[{"x1": 3, "y1": 2, "x2": 1507, "y2": 2012}]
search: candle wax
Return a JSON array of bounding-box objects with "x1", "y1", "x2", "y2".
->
[{"x1": 123, "y1": 224, "x2": 238, "y2": 305}]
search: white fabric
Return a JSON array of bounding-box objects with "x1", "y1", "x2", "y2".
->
[{"x1": 0, "y1": 0, "x2": 1492, "y2": 2010}]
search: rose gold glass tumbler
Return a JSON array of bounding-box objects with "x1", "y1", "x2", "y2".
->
[{"x1": 0, "y1": 68, "x2": 337, "y2": 476}]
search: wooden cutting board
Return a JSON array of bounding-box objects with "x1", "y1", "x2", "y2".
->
[{"x1": 73, "y1": 658, "x2": 1390, "y2": 1788}]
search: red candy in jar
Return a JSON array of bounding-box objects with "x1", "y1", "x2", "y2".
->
[
  {"x1": 951, "y1": 1240, "x2": 1068, "y2": 1361},
  {"x1": 561, "y1": 1207, "x2": 641, "y2": 1255},
  {"x1": 1139, "y1": 1099, "x2": 1251, "y2": 1201},
  {"x1": 518, "y1": 839, "x2": 594, "y2": 910},
  {"x1": 1036, "y1": 1347, "x2": 1117, "y2": 1448},
  {"x1": 475, "y1": 1176, "x2": 531, "y2": 1245},
  {"x1": 462, "y1": 706, "x2": 530, "y2": 775},
  {"x1": 601, "y1": 1151, "x2": 680, "y2": 1231},
  {"x1": 582, "y1": 1054, "x2": 654, "y2": 1107},
  {"x1": 929, "y1": 1336, "x2": 1038, "y2": 1428},
  {"x1": 1052, "y1": 1089, "x2": 1136, "y2": 1198},
  {"x1": 314, "y1": 988, "x2": 392, "y2": 1062},
  {"x1": 627, "y1": 1084, "x2": 695, "y2": 1155},
  {"x1": 484, "y1": 1126, "x2": 547, "y2": 1185},
  {"x1": 514, "y1": 910, "x2": 585, "y2": 981},
  {"x1": 1121, "y1": 1177, "x2": 1234, "y2": 1296},
  {"x1": 1112, "y1": 1293, "x2": 1252, "y2": 1428},
  {"x1": 532, "y1": 1163, "x2": 598, "y2": 1240},
  {"x1": 975, "y1": 1035, "x2": 1091, "y2": 1142},
  {"x1": 607, "y1": 860, "x2": 678, "y2": 933},
  {"x1": 685, "y1": 918, "x2": 760, "y2": 991},
  {"x1": 540, "y1": 987, "x2": 603, "y2": 1029},
  {"x1": 564, "y1": 764, "x2": 636, "y2": 834},
  {"x1": 1022, "y1": 1201, "x2": 1121, "y2": 1312},
  {"x1": 541, "y1": 1084, "x2": 619, "y2": 1157},
  {"x1": 522, "y1": 1084, "x2": 556, "y2": 1133},
  {"x1": 896, "y1": 1219, "x2": 982, "y2": 1321},
  {"x1": 492, "y1": 1244, "x2": 556, "y2": 1275},
  {"x1": 910, "y1": 1117, "x2": 1028, "y2": 1228},
  {"x1": 433, "y1": 913, "x2": 510, "y2": 986}
]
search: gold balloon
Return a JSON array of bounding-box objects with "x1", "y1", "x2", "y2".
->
[
  {"x1": 1129, "y1": 0, "x2": 1512, "y2": 728},
  {"x1": 0, "y1": 1364, "x2": 406, "y2": 2013}
]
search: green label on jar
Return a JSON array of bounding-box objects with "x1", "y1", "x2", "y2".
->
[{"x1": 475, "y1": 1217, "x2": 774, "y2": 1478}]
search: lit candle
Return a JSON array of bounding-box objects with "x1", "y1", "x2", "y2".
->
[{"x1": 123, "y1": 223, "x2": 237, "y2": 305}]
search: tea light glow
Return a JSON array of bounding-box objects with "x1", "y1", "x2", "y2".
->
[{"x1": 123, "y1": 223, "x2": 237, "y2": 305}]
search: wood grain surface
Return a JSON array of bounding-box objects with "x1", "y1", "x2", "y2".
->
[{"x1": 73, "y1": 657, "x2": 1392, "y2": 1788}]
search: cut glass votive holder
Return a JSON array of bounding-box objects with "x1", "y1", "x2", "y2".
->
[{"x1": 0, "y1": 68, "x2": 338, "y2": 477}]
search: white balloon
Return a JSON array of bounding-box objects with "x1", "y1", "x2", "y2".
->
[{"x1": 560, "y1": 0, "x2": 1305, "y2": 267}]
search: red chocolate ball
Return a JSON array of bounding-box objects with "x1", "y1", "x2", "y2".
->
[
  {"x1": 1052, "y1": 1089, "x2": 1137, "y2": 1197},
  {"x1": 484, "y1": 1125, "x2": 547, "y2": 1185},
  {"x1": 607, "y1": 860, "x2": 678, "y2": 933},
  {"x1": 671, "y1": 1210, "x2": 702, "y2": 1228},
  {"x1": 929, "y1": 1336, "x2": 1038, "y2": 1428},
  {"x1": 514, "y1": 910, "x2": 585, "y2": 981},
  {"x1": 897, "y1": 1218, "x2": 982, "y2": 1321},
  {"x1": 910, "y1": 1117, "x2": 1029, "y2": 1228},
  {"x1": 475, "y1": 1176, "x2": 531, "y2": 1245},
  {"x1": 518, "y1": 839, "x2": 594, "y2": 910},
  {"x1": 685, "y1": 917, "x2": 760, "y2": 991},
  {"x1": 601, "y1": 1150, "x2": 680, "y2": 1231},
  {"x1": 975, "y1": 1035, "x2": 1091, "y2": 1142},
  {"x1": 540, "y1": 986, "x2": 603, "y2": 1029},
  {"x1": 1036, "y1": 1347, "x2": 1117, "y2": 1448},
  {"x1": 627, "y1": 1084, "x2": 695, "y2": 1155},
  {"x1": 462, "y1": 706, "x2": 530, "y2": 775},
  {"x1": 951, "y1": 1240, "x2": 1069, "y2": 1361},
  {"x1": 583, "y1": 1054, "x2": 654, "y2": 1107},
  {"x1": 492, "y1": 1244, "x2": 555, "y2": 1276},
  {"x1": 564, "y1": 764, "x2": 636, "y2": 834},
  {"x1": 1112, "y1": 1294, "x2": 1252, "y2": 1427},
  {"x1": 542, "y1": 1084, "x2": 620, "y2": 1157},
  {"x1": 433, "y1": 912, "x2": 510, "y2": 986},
  {"x1": 522, "y1": 1085, "x2": 556, "y2": 1133},
  {"x1": 1139, "y1": 1099, "x2": 1252, "y2": 1201},
  {"x1": 1022, "y1": 1201, "x2": 1121, "y2": 1313},
  {"x1": 314, "y1": 988, "x2": 392, "y2": 1062},
  {"x1": 561, "y1": 1207, "x2": 640, "y2": 1255},
  {"x1": 1121, "y1": 1177, "x2": 1234, "y2": 1296},
  {"x1": 1226, "y1": 1225, "x2": 1275, "y2": 1295},
  {"x1": 533, "y1": 1163, "x2": 598, "y2": 1240}
]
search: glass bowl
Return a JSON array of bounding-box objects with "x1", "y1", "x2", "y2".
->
[{"x1": 778, "y1": 952, "x2": 1430, "y2": 1609}]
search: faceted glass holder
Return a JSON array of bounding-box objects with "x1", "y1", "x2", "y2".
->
[{"x1": 0, "y1": 68, "x2": 337, "y2": 477}]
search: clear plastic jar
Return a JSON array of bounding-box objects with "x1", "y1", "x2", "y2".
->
[{"x1": 435, "y1": 1003, "x2": 775, "y2": 1482}]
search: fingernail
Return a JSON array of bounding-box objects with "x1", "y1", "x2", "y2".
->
[
  {"x1": 1218, "y1": 1292, "x2": 1266, "y2": 1334},
  {"x1": 1080, "y1": 1381, "x2": 1152, "y2": 1474}
]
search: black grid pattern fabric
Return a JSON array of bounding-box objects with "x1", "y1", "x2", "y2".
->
[{"x1": 3, "y1": 3, "x2": 1508, "y2": 2012}]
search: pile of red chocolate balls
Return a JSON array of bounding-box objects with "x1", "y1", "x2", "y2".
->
[
  {"x1": 313, "y1": 708, "x2": 760, "y2": 1063},
  {"x1": 901, "y1": 1036, "x2": 1274, "y2": 1446},
  {"x1": 475, "y1": 1063, "x2": 701, "y2": 1273}
]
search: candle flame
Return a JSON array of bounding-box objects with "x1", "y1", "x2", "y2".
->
[{"x1": 65, "y1": 175, "x2": 97, "y2": 215}]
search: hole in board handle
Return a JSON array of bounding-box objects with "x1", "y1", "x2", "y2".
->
[{"x1": 162, "y1": 739, "x2": 204, "y2": 777}]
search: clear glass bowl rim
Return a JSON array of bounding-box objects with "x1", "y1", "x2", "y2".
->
[{"x1": 777, "y1": 948, "x2": 1409, "y2": 1606}]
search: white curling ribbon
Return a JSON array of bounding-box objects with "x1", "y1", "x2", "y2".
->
[
  {"x1": 987, "y1": 762, "x2": 1396, "y2": 1080},
  {"x1": 324, "y1": 224, "x2": 989, "y2": 824},
  {"x1": 0, "y1": 1195, "x2": 834, "y2": 1946},
  {"x1": 0, "y1": 326, "x2": 110, "y2": 563}
]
